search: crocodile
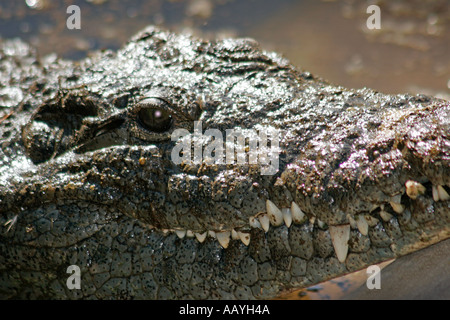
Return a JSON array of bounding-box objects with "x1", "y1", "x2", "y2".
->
[{"x1": 0, "y1": 26, "x2": 449, "y2": 299}]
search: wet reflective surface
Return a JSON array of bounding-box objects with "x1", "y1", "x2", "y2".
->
[{"x1": 0, "y1": 0, "x2": 448, "y2": 300}]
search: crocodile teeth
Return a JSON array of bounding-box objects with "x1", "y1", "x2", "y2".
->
[
  {"x1": 437, "y1": 185, "x2": 450, "y2": 201},
  {"x1": 186, "y1": 230, "x2": 194, "y2": 238},
  {"x1": 380, "y1": 210, "x2": 393, "y2": 222},
  {"x1": 355, "y1": 215, "x2": 368, "y2": 236},
  {"x1": 266, "y1": 200, "x2": 283, "y2": 226},
  {"x1": 291, "y1": 202, "x2": 305, "y2": 224},
  {"x1": 195, "y1": 232, "x2": 207, "y2": 243},
  {"x1": 258, "y1": 214, "x2": 270, "y2": 232},
  {"x1": 238, "y1": 231, "x2": 251, "y2": 246},
  {"x1": 282, "y1": 208, "x2": 292, "y2": 227},
  {"x1": 249, "y1": 216, "x2": 262, "y2": 229},
  {"x1": 231, "y1": 229, "x2": 239, "y2": 240},
  {"x1": 208, "y1": 230, "x2": 216, "y2": 238},
  {"x1": 175, "y1": 230, "x2": 186, "y2": 239},
  {"x1": 432, "y1": 185, "x2": 439, "y2": 202},
  {"x1": 405, "y1": 180, "x2": 425, "y2": 200},
  {"x1": 4, "y1": 215, "x2": 18, "y2": 233},
  {"x1": 390, "y1": 196, "x2": 404, "y2": 214},
  {"x1": 216, "y1": 231, "x2": 231, "y2": 249},
  {"x1": 317, "y1": 219, "x2": 327, "y2": 229},
  {"x1": 347, "y1": 215, "x2": 357, "y2": 229},
  {"x1": 329, "y1": 224, "x2": 350, "y2": 263},
  {"x1": 390, "y1": 202, "x2": 404, "y2": 214},
  {"x1": 365, "y1": 215, "x2": 379, "y2": 227}
]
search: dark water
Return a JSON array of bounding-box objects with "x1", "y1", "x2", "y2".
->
[{"x1": 0, "y1": 0, "x2": 448, "y2": 299}]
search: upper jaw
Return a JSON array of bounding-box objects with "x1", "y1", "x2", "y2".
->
[{"x1": 140, "y1": 96, "x2": 450, "y2": 249}]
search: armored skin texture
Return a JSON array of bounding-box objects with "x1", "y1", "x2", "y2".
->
[{"x1": 0, "y1": 26, "x2": 449, "y2": 299}]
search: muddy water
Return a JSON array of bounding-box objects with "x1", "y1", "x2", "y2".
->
[
  {"x1": 0, "y1": 0, "x2": 448, "y2": 299},
  {"x1": 1, "y1": 0, "x2": 448, "y2": 96},
  {"x1": 248, "y1": 0, "x2": 449, "y2": 97}
]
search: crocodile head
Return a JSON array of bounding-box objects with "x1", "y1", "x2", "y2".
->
[{"x1": 1, "y1": 26, "x2": 449, "y2": 299}]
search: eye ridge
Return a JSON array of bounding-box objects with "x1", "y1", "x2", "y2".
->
[{"x1": 137, "y1": 106, "x2": 173, "y2": 133}]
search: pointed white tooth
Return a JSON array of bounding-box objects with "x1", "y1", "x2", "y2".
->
[
  {"x1": 317, "y1": 219, "x2": 327, "y2": 229},
  {"x1": 329, "y1": 224, "x2": 350, "y2": 263},
  {"x1": 231, "y1": 229, "x2": 239, "y2": 240},
  {"x1": 208, "y1": 230, "x2": 216, "y2": 238},
  {"x1": 356, "y1": 215, "x2": 368, "y2": 236},
  {"x1": 258, "y1": 214, "x2": 270, "y2": 232},
  {"x1": 291, "y1": 202, "x2": 306, "y2": 224},
  {"x1": 432, "y1": 185, "x2": 439, "y2": 201},
  {"x1": 237, "y1": 231, "x2": 251, "y2": 246},
  {"x1": 216, "y1": 231, "x2": 231, "y2": 249},
  {"x1": 195, "y1": 232, "x2": 207, "y2": 243},
  {"x1": 380, "y1": 210, "x2": 393, "y2": 222},
  {"x1": 249, "y1": 216, "x2": 262, "y2": 229},
  {"x1": 347, "y1": 214, "x2": 357, "y2": 229},
  {"x1": 390, "y1": 201, "x2": 404, "y2": 214},
  {"x1": 175, "y1": 230, "x2": 186, "y2": 239},
  {"x1": 437, "y1": 185, "x2": 450, "y2": 201},
  {"x1": 365, "y1": 215, "x2": 379, "y2": 227},
  {"x1": 281, "y1": 208, "x2": 292, "y2": 227},
  {"x1": 405, "y1": 180, "x2": 425, "y2": 200},
  {"x1": 186, "y1": 230, "x2": 194, "y2": 237},
  {"x1": 266, "y1": 200, "x2": 283, "y2": 226},
  {"x1": 390, "y1": 196, "x2": 404, "y2": 213}
]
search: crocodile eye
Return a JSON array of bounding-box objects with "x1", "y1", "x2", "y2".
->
[{"x1": 137, "y1": 100, "x2": 173, "y2": 133}]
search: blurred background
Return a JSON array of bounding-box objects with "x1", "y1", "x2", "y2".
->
[
  {"x1": 0, "y1": 0, "x2": 448, "y2": 299},
  {"x1": 0, "y1": 0, "x2": 448, "y2": 97}
]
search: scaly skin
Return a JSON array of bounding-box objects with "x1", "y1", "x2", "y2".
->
[{"x1": 0, "y1": 27, "x2": 449, "y2": 299}]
